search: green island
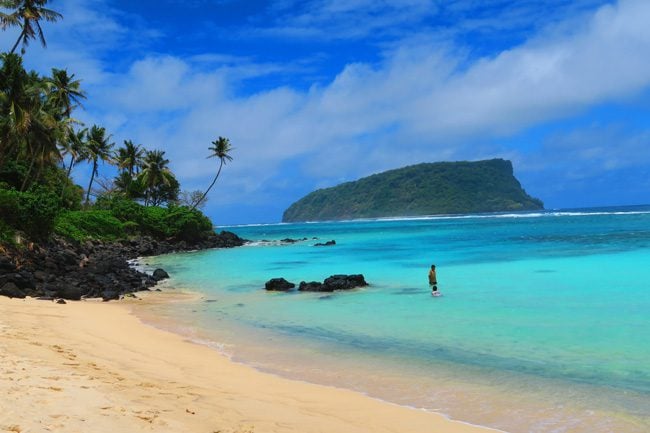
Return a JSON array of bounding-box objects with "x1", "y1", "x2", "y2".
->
[{"x1": 283, "y1": 159, "x2": 543, "y2": 222}]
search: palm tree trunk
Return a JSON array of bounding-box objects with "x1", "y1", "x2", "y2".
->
[
  {"x1": 60, "y1": 155, "x2": 75, "y2": 199},
  {"x1": 85, "y1": 161, "x2": 97, "y2": 206},
  {"x1": 10, "y1": 34, "x2": 22, "y2": 54},
  {"x1": 20, "y1": 156, "x2": 37, "y2": 191},
  {"x1": 190, "y1": 161, "x2": 223, "y2": 211}
]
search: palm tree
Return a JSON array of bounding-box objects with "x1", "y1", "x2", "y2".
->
[
  {"x1": 190, "y1": 136, "x2": 233, "y2": 211},
  {"x1": 138, "y1": 150, "x2": 175, "y2": 206},
  {"x1": 58, "y1": 126, "x2": 87, "y2": 197},
  {"x1": 84, "y1": 125, "x2": 114, "y2": 205},
  {"x1": 0, "y1": 53, "x2": 32, "y2": 165},
  {"x1": 0, "y1": 0, "x2": 62, "y2": 55},
  {"x1": 45, "y1": 68, "x2": 85, "y2": 119},
  {"x1": 116, "y1": 140, "x2": 145, "y2": 177}
]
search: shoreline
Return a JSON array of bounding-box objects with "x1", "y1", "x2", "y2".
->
[{"x1": 0, "y1": 296, "x2": 498, "y2": 433}]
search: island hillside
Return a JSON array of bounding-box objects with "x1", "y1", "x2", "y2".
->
[{"x1": 282, "y1": 159, "x2": 543, "y2": 222}]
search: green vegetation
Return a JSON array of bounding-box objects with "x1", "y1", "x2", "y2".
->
[
  {"x1": 283, "y1": 159, "x2": 544, "y2": 222},
  {"x1": 0, "y1": 3, "x2": 234, "y2": 245}
]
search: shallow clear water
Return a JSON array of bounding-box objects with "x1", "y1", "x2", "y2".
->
[{"x1": 141, "y1": 207, "x2": 650, "y2": 433}]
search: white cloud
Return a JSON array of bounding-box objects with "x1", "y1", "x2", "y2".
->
[
  {"x1": 7, "y1": 0, "x2": 649, "y2": 221},
  {"x1": 100, "y1": 1, "x2": 650, "y2": 211}
]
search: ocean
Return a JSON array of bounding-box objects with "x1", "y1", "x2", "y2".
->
[{"x1": 137, "y1": 206, "x2": 650, "y2": 433}]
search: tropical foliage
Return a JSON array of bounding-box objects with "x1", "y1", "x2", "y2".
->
[
  {"x1": 0, "y1": 0, "x2": 62, "y2": 55},
  {"x1": 0, "y1": 5, "x2": 233, "y2": 244}
]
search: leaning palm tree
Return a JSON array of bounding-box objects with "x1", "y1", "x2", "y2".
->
[
  {"x1": 190, "y1": 136, "x2": 233, "y2": 211},
  {"x1": 0, "y1": 0, "x2": 63, "y2": 55},
  {"x1": 45, "y1": 68, "x2": 86, "y2": 119},
  {"x1": 84, "y1": 125, "x2": 114, "y2": 205},
  {"x1": 116, "y1": 139, "x2": 145, "y2": 177}
]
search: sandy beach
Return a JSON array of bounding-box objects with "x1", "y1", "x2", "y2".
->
[{"x1": 0, "y1": 296, "x2": 496, "y2": 433}]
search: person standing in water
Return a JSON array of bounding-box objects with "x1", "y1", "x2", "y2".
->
[{"x1": 428, "y1": 264, "x2": 438, "y2": 294}]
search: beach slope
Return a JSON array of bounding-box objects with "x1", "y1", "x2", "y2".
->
[{"x1": 0, "y1": 297, "x2": 495, "y2": 433}]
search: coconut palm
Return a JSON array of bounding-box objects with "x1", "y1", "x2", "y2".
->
[
  {"x1": 138, "y1": 150, "x2": 176, "y2": 206},
  {"x1": 116, "y1": 140, "x2": 145, "y2": 177},
  {"x1": 45, "y1": 68, "x2": 85, "y2": 119},
  {"x1": 58, "y1": 126, "x2": 87, "y2": 197},
  {"x1": 190, "y1": 136, "x2": 233, "y2": 211},
  {"x1": 0, "y1": 0, "x2": 62, "y2": 55},
  {"x1": 0, "y1": 53, "x2": 35, "y2": 164},
  {"x1": 84, "y1": 125, "x2": 114, "y2": 205}
]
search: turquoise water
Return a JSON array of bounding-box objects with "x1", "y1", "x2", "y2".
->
[{"x1": 142, "y1": 207, "x2": 650, "y2": 433}]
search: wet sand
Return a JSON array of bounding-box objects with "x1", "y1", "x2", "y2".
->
[{"x1": 0, "y1": 296, "x2": 496, "y2": 433}]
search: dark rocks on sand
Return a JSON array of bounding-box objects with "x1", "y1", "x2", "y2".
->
[
  {"x1": 56, "y1": 286, "x2": 83, "y2": 301},
  {"x1": 102, "y1": 290, "x2": 120, "y2": 302},
  {"x1": 152, "y1": 268, "x2": 170, "y2": 281},
  {"x1": 0, "y1": 230, "x2": 248, "y2": 301},
  {"x1": 0, "y1": 282, "x2": 26, "y2": 299},
  {"x1": 56, "y1": 299, "x2": 67, "y2": 304},
  {"x1": 314, "y1": 240, "x2": 336, "y2": 247},
  {"x1": 264, "y1": 278, "x2": 296, "y2": 291}
]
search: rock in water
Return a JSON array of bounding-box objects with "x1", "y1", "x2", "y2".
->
[
  {"x1": 152, "y1": 268, "x2": 170, "y2": 281},
  {"x1": 314, "y1": 240, "x2": 336, "y2": 247},
  {"x1": 264, "y1": 278, "x2": 296, "y2": 291},
  {"x1": 298, "y1": 281, "x2": 328, "y2": 292},
  {"x1": 323, "y1": 274, "x2": 368, "y2": 291}
]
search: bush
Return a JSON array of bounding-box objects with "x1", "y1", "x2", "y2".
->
[
  {"x1": 0, "y1": 186, "x2": 61, "y2": 239},
  {"x1": 95, "y1": 196, "x2": 213, "y2": 241},
  {"x1": 54, "y1": 210, "x2": 125, "y2": 241},
  {"x1": 0, "y1": 219, "x2": 15, "y2": 245},
  {"x1": 164, "y1": 205, "x2": 213, "y2": 242}
]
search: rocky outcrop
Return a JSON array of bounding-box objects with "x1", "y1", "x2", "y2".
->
[
  {"x1": 264, "y1": 278, "x2": 296, "y2": 291},
  {"x1": 268, "y1": 274, "x2": 369, "y2": 293},
  {"x1": 298, "y1": 281, "x2": 325, "y2": 291},
  {"x1": 0, "y1": 231, "x2": 246, "y2": 301},
  {"x1": 152, "y1": 268, "x2": 170, "y2": 281},
  {"x1": 314, "y1": 240, "x2": 336, "y2": 247},
  {"x1": 322, "y1": 274, "x2": 367, "y2": 291}
]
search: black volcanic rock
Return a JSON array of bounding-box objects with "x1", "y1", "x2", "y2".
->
[
  {"x1": 0, "y1": 230, "x2": 247, "y2": 301},
  {"x1": 0, "y1": 282, "x2": 25, "y2": 298},
  {"x1": 314, "y1": 240, "x2": 336, "y2": 247},
  {"x1": 264, "y1": 278, "x2": 296, "y2": 291},
  {"x1": 152, "y1": 268, "x2": 170, "y2": 281},
  {"x1": 298, "y1": 281, "x2": 327, "y2": 292},
  {"x1": 323, "y1": 274, "x2": 368, "y2": 291}
]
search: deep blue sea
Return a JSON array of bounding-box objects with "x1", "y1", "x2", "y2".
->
[{"x1": 139, "y1": 206, "x2": 650, "y2": 433}]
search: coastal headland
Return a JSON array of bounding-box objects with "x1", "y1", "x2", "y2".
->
[{"x1": 0, "y1": 296, "x2": 496, "y2": 433}]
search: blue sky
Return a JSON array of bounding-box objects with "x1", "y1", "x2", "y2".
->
[{"x1": 2, "y1": 0, "x2": 650, "y2": 224}]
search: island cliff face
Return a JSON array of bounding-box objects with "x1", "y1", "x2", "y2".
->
[{"x1": 282, "y1": 159, "x2": 543, "y2": 222}]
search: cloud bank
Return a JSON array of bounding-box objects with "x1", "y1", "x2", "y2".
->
[{"x1": 5, "y1": 0, "x2": 650, "y2": 223}]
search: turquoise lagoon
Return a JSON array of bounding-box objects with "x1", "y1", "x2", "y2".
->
[{"x1": 140, "y1": 206, "x2": 650, "y2": 433}]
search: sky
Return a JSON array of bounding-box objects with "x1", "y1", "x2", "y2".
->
[{"x1": 2, "y1": 0, "x2": 650, "y2": 225}]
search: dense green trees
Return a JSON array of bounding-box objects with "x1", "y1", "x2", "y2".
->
[
  {"x1": 283, "y1": 159, "x2": 544, "y2": 222},
  {"x1": 0, "y1": 6, "x2": 233, "y2": 244}
]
